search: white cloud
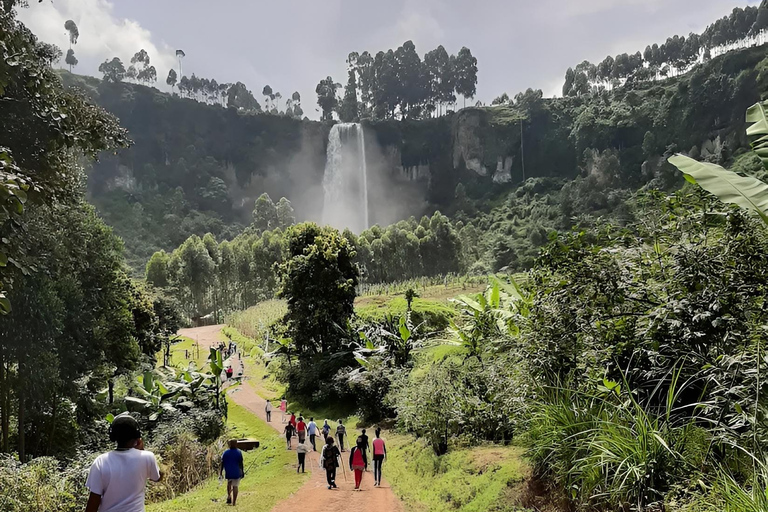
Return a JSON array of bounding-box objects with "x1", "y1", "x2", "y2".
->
[{"x1": 19, "y1": 0, "x2": 176, "y2": 87}]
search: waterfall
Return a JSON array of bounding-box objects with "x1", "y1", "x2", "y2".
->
[{"x1": 322, "y1": 123, "x2": 369, "y2": 233}]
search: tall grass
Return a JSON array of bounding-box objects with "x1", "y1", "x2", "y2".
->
[
  {"x1": 525, "y1": 375, "x2": 708, "y2": 510},
  {"x1": 224, "y1": 300, "x2": 287, "y2": 351}
]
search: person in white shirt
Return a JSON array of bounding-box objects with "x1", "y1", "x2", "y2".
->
[
  {"x1": 296, "y1": 440, "x2": 310, "y2": 473},
  {"x1": 306, "y1": 417, "x2": 319, "y2": 451},
  {"x1": 265, "y1": 400, "x2": 273, "y2": 422},
  {"x1": 84, "y1": 414, "x2": 161, "y2": 512}
]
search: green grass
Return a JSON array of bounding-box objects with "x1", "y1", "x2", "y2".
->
[
  {"x1": 147, "y1": 402, "x2": 307, "y2": 512},
  {"x1": 385, "y1": 433, "x2": 529, "y2": 512},
  {"x1": 356, "y1": 297, "x2": 457, "y2": 331},
  {"x1": 225, "y1": 300, "x2": 287, "y2": 343},
  {"x1": 157, "y1": 337, "x2": 208, "y2": 371}
]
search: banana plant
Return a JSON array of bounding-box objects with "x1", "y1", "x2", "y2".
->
[
  {"x1": 668, "y1": 99, "x2": 768, "y2": 226},
  {"x1": 125, "y1": 370, "x2": 179, "y2": 421}
]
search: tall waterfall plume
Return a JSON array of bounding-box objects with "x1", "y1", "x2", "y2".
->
[{"x1": 322, "y1": 123, "x2": 369, "y2": 233}]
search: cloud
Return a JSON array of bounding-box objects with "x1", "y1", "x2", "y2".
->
[{"x1": 18, "y1": 0, "x2": 176, "y2": 87}]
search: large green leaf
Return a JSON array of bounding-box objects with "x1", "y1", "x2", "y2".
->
[
  {"x1": 747, "y1": 100, "x2": 768, "y2": 170},
  {"x1": 668, "y1": 154, "x2": 768, "y2": 225}
]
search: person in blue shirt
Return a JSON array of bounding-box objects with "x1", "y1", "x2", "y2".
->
[{"x1": 220, "y1": 439, "x2": 244, "y2": 505}]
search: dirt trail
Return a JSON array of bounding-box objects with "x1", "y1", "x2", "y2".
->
[{"x1": 179, "y1": 325, "x2": 405, "y2": 512}]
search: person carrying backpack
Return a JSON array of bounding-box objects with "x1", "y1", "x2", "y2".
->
[
  {"x1": 349, "y1": 436, "x2": 368, "y2": 491},
  {"x1": 321, "y1": 437, "x2": 341, "y2": 490},
  {"x1": 296, "y1": 439, "x2": 310, "y2": 473},
  {"x1": 336, "y1": 419, "x2": 347, "y2": 452},
  {"x1": 284, "y1": 422, "x2": 295, "y2": 449},
  {"x1": 296, "y1": 416, "x2": 307, "y2": 443},
  {"x1": 321, "y1": 420, "x2": 331, "y2": 440}
]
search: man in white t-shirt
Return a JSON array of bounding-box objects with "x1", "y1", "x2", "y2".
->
[{"x1": 84, "y1": 414, "x2": 161, "y2": 512}]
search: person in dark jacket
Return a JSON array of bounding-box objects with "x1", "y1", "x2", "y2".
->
[{"x1": 321, "y1": 437, "x2": 341, "y2": 489}]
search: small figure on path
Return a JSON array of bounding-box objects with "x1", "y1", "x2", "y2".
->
[
  {"x1": 307, "y1": 417, "x2": 319, "y2": 451},
  {"x1": 296, "y1": 439, "x2": 310, "y2": 473},
  {"x1": 336, "y1": 419, "x2": 347, "y2": 452},
  {"x1": 289, "y1": 411, "x2": 297, "y2": 433},
  {"x1": 220, "y1": 439, "x2": 245, "y2": 506},
  {"x1": 349, "y1": 436, "x2": 368, "y2": 491},
  {"x1": 360, "y1": 428, "x2": 371, "y2": 470},
  {"x1": 280, "y1": 399, "x2": 287, "y2": 423},
  {"x1": 372, "y1": 428, "x2": 387, "y2": 487},
  {"x1": 296, "y1": 416, "x2": 307, "y2": 443},
  {"x1": 84, "y1": 414, "x2": 161, "y2": 512},
  {"x1": 321, "y1": 437, "x2": 341, "y2": 490},
  {"x1": 284, "y1": 422, "x2": 295, "y2": 449},
  {"x1": 265, "y1": 399, "x2": 273, "y2": 422},
  {"x1": 225, "y1": 366, "x2": 234, "y2": 380},
  {"x1": 322, "y1": 419, "x2": 331, "y2": 440}
]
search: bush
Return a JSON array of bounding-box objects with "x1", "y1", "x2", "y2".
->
[{"x1": 0, "y1": 455, "x2": 91, "y2": 512}]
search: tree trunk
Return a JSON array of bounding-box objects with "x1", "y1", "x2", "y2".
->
[
  {"x1": 18, "y1": 385, "x2": 25, "y2": 462},
  {"x1": 46, "y1": 391, "x2": 58, "y2": 455},
  {"x1": 0, "y1": 348, "x2": 7, "y2": 452},
  {"x1": 108, "y1": 378, "x2": 114, "y2": 405}
]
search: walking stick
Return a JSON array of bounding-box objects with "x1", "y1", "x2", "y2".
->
[{"x1": 339, "y1": 452, "x2": 347, "y2": 483}]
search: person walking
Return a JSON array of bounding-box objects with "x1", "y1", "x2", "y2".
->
[
  {"x1": 84, "y1": 414, "x2": 161, "y2": 512},
  {"x1": 307, "y1": 417, "x2": 319, "y2": 451},
  {"x1": 289, "y1": 412, "x2": 297, "y2": 432},
  {"x1": 296, "y1": 416, "x2": 307, "y2": 444},
  {"x1": 265, "y1": 400, "x2": 273, "y2": 422},
  {"x1": 349, "y1": 437, "x2": 368, "y2": 491},
  {"x1": 336, "y1": 419, "x2": 347, "y2": 452},
  {"x1": 360, "y1": 429, "x2": 371, "y2": 470},
  {"x1": 220, "y1": 439, "x2": 245, "y2": 506},
  {"x1": 296, "y1": 439, "x2": 310, "y2": 473},
  {"x1": 321, "y1": 420, "x2": 331, "y2": 441},
  {"x1": 284, "y1": 422, "x2": 295, "y2": 449},
  {"x1": 372, "y1": 428, "x2": 387, "y2": 487},
  {"x1": 321, "y1": 437, "x2": 341, "y2": 490}
]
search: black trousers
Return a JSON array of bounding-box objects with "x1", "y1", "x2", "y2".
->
[
  {"x1": 338, "y1": 433, "x2": 345, "y2": 451},
  {"x1": 325, "y1": 466, "x2": 336, "y2": 486},
  {"x1": 297, "y1": 452, "x2": 306, "y2": 472},
  {"x1": 309, "y1": 434, "x2": 317, "y2": 451},
  {"x1": 266, "y1": 411, "x2": 271, "y2": 422}
]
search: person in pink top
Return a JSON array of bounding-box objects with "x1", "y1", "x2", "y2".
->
[
  {"x1": 372, "y1": 428, "x2": 387, "y2": 487},
  {"x1": 348, "y1": 436, "x2": 368, "y2": 491}
]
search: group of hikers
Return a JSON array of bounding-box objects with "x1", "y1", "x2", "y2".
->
[{"x1": 271, "y1": 405, "x2": 388, "y2": 491}]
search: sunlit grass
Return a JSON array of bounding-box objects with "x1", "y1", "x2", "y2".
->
[{"x1": 147, "y1": 402, "x2": 307, "y2": 512}]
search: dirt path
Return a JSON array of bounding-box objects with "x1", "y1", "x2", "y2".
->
[{"x1": 179, "y1": 325, "x2": 405, "y2": 512}]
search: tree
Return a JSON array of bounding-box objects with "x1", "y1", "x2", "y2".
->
[
  {"x1": 146, "y1": 250, "x2": 171, "y2": 288},
  {"x1": 166, "y1": 68, "x2": 178, "y2": 92},
  {"x1": 64, "y1": 49, "x2": 77, "y2": 72},
  {"x1": 262, "y1": 85, "x2": 273, "y2": 110},
  {"x1": 227, "y1": 82, "x2": 261, "y2": 113},
  {"x1": 563, "y1": 67, "x2": 575, "y2": 97},
  {"x1": 64, "y1": 20, "x2": 79, "y2": 46},
  {"x1": 137, "y1": 65, "x2": 157, "y2": 85},
  {"x1": 276, "y1": 197, "x2": 295, "y2": 229},
  {"x1": 455, "y1": 47, "x2": 478, "y2": 108},
  {"x1": 279, "y1": 223, "x2": 358, "y2": 354},
  {"x1": 252, "y1": 193, "x2": 278, "y2": 233},
  {"x1": 316, "y1": 76, "x2": 341, "y2": 121},
  {"x1": 98, "y1": 57, "x2": 126, "y2": 83},
  {"x1": 339, "y1": 69, "x2": 360, "y2": 122}
]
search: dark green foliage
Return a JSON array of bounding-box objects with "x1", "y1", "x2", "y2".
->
[{"x1": 280, "y1": 223, "x2": 358, "y2": 355}]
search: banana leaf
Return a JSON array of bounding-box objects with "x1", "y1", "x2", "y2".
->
[
  {"x1": 668, "y1": 154, "x2": 768, "y2": 225},
  {"x1": 747, "y1": 100, "x2": 768, "y2": 170}
]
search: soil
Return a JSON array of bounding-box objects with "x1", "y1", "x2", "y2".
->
[{"x1": 179, "y1": 325, "x2": 405, "y2": 512}]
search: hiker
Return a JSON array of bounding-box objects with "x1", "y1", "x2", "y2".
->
[
  {"x1": 296, "y1": 416, "x2": 307, "y2": 444},
  {"x1": 220, "y1": 439, "x2": 245, "y2": 506},
  {"x1": 372, "y1": 428, "x2": 387, "y2": 487},
  {"x1": 225, "y1": 366, "x2": 233, "y2": 380},
  {"x1": 284, "y1": 422, "x2": 295, "y2": 449},
  {"x1": 280, "y1": 399, "x2": 287, "y2": 422},
  {"x1": 321, "y1": 436, "x2": 341, "y2": 489},
  {"x1": 360, "y1": 428, "x2": 371, "y2": 470},
  {"x1": 296, "y1": 439, "x2": 310, "y2": 473},
  {"x1": 321, "y1": 419, "x2": 331, "y2": 441},
  {"x1": 265, "y1": 400, "x2": 273, "y2": 422},
  {"x1": 289, "y1": 412, "x2": 297, "y2": 432},
  {"x1": 307, "y1": 417, "x2": 319, "y2": 451},
  {"x1": 336, "y1": 419, "x2": 347, "y2": 452},
  {"x1": 84, "y1": 414, "x2": 161, "y2": 512},
  {"x1": 349, "y1": 436, "x2": 368, "y2": 491}
]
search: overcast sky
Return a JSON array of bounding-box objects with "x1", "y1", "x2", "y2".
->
[{"x1": 20, "y1": 0, "x2": 760, "y2": 118}]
